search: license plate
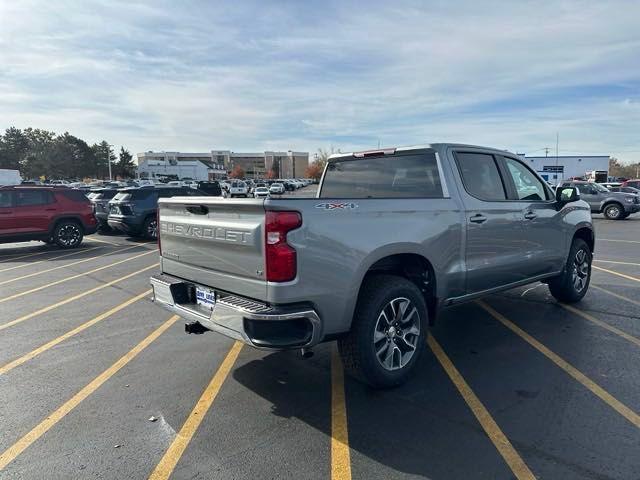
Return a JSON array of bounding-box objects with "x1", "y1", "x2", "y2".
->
[{"x1": 195, "y1": 286, "x2": 216, "y2": 309}]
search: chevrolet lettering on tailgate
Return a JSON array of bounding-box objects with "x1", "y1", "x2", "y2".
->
[{"x1": 160, "y1": 221, "x2": 252, "y2": 244}]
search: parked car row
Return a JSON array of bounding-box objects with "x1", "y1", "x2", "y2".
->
[{"x1": 558, "y1": 180, "x2": 640, "y2": 220}]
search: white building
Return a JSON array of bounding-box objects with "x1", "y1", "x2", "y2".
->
[
  {"x1": 521, "y1": 155, "x2": 609, "y2": 183},
  {"x1": 136, "y1": 150, "x2": 309, "y2": 180},
  {"x1": 136, "y1": 152, "x2": 226, "y2": 181}
]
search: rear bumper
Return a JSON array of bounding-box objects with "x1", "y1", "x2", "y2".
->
[
  {"x1": 107, "y1": 216, "x2": 142, "y2": 234},
  {"x1": 150, "y1": 273, "x2": 322, "y2": 349}
]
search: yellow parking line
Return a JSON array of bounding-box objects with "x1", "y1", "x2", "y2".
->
[
  {"x1": 0, "y1": 263, "x2": 157, "y2": 331},
  {"x1": 0, "y1": 247, "x2": 101, "y2": 273},
  {"x1": 593, "y1": 265, "x2": 640, "y2": 283},
  {"x1": 331, "y1": 346, "x2": 352, "y2": 480},
  {"x1": 0, "y1": 289, "x2": 152, "y2": 376},
  {"x1": 477, "y1": 301, "x2": 640, "y2": 428},
  {"x1": 594, "y1": 259, "x2": 640, "y2": 267},
  {"x1": 148, "y1": 341, "x2": 243, "y2": 480},
  {"x1": 0, "y1": 245, "x2": 139, "y2": 286},
  {"x1": 0, "y1": 315, "x2": 179, "y2": 472},
  {"x1": 559, "y1": 303, "x2": 640, "y2": 348},
  {"x1": 0, "y1": 248, "x2": 157, "y2": 304},
  {"x1": 591, "y1": 284, "x2": 640, "y2": 308},
  {"x1": 427, "y1": 335, "x2": 536, "y2": 480}
]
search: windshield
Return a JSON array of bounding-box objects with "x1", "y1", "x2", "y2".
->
[{"x1": 593, "y1": 183, "x2": 610, "y2": 193}]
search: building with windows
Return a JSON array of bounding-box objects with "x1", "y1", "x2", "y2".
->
[
  {"x1": 136, "y1": 150, "x2": 309, "y2": 180},
  {"x1": 521, "y1": 155, "x2": 609, "y2": 183},
  {"x1": 136, "y1": 152, "x2": 226, "y2": 181}
]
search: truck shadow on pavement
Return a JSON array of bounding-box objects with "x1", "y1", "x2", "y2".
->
[{"x1": 231, "y1": 313, "x2": 515, "y2": 479}]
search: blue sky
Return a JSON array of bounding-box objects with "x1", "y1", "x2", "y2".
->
[{"x1": 1, "y1": 0, "x2": 639, "y2": 163}]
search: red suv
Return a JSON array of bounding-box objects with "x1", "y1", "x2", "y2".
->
[
  {"x1": 622, "y1": 179, "x2": 640, "y2": 189},
  {"x1": 0, "y1": 186, "x2": 97, "y2": 248}
]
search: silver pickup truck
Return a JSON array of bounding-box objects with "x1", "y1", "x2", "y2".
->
[{"x1": 150, "y1": 143, "x2": 594, "y2": 388}]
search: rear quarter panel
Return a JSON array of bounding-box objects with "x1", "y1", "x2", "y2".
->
[{"x1": 265, "y1": 198, "x2": 465, "y2": 336}]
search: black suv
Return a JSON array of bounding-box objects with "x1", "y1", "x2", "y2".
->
[
  {"x1": 107, "y1": 186, "x2": 206, "y2": 239},
  {"x1": 196, "y1": 181, "x2": 223, "y2": 196}
]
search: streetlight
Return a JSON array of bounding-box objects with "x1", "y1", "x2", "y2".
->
[{"x1": 106, "y1": 144, "x2": 114, "y2": 180}]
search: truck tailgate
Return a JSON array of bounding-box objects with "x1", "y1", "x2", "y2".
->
[{"x1": 158, "y1": 197, "x2": 267, "y2": 299}]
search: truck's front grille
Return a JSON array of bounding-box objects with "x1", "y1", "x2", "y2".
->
[{"x1": 218, "y1": 295, "x2": 273, "y2": 314}]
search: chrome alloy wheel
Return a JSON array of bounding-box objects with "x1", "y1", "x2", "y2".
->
[
  {"x1": 147, "y1": 219, "x2": 158, "y2": 238},
  {"x1": 572, "y1": 248, "x2": 590, "y2": 292},
  {"x1": 374, "y1": 297, "x2": 420, "y2": 371},
  {"x1": 58, "y1": 224, "x2": 81, "y2": 246},
  {"x1": 605, "y1": 205, "x2": 621, "y2": 219}
]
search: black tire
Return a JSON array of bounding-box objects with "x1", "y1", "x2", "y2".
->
[
  {"x1": 603, "y1": 203, "x2": 624, "y2": 220},
  {"x1": 143, "y1": 216, "x2": 158, "y2": 240},
  {"x1": 338, "y1": 275, "x2": 428, "y2": 388},
  {"x1": 548, "y1": 238, "x2": 592, "y2": 303},
  {"x1": 52, "y1": 221, "x2": 83, "y2": 249}
]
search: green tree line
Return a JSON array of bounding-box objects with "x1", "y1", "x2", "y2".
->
[{"x1": 0, "y1": 127, "x2": 136, "y2": 180}]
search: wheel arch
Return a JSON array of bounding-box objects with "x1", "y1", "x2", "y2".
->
[
  {"x1": 355, "y1": 251, "x2": 438, "y2": 326},
  {"x1": 49, "y1": 215, "x2": 85, "y2": 235},
  {"x1": 573, "y1": 226, "x2": 594, "y2": 253}
]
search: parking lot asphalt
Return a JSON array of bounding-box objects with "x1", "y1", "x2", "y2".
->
[{"x1": 1, "y1": 209, "x2": 640, "y2": 479}]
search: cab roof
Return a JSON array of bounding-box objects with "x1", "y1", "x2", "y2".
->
[{"x1": 328, "y1": 143, "x2": 514, "y2": 161}]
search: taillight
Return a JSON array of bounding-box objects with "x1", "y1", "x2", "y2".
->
[
  {"x1": 156, "y1": 209, "x2": 161, "y2": 254},
  {"x1": 265, "y1": 211, "x2": 302, "y2": 282}
]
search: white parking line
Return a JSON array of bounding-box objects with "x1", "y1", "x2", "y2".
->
[
  {"x1": 597, "y1": 238, "x2": 640, "y2": 245},
  {"x1": 594, "y1": 259, "x2": 640, "y2": 267}
]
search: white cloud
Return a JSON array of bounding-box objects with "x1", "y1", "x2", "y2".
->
[{"x1": 1, "y1": 0, "x2": 639, "y2": 163}]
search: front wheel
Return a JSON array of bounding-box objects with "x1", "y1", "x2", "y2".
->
[
  {"x1": 338, "y1": 275, "x2": 427, "y2": 388},
  {"x1": 53, "y1": 221, "x2": 83, "y2": 248},
  {"x1": 548, "y1": 238, "x2": 591, "y2": 303},
  {"x1": 603, "y1": 203, "x2": 624, "y2": 220}
]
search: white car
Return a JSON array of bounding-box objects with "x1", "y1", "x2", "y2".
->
[
  {"x1": 182, "y1": 179, "x2": 198, "y2": 188},
  {"x1": 228, "y1": 180, "x2": 248, "y2": 197},
  {"x1": 269, "y1": 183, "x2": 285, "y2": 194},
  {"x1": 253, "y1": 186, "x2": 270, "y2": 198}
]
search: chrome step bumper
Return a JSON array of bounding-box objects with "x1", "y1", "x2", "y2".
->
[{"x1": 150, "y1": 273, "x2": 322, "y2": 349}]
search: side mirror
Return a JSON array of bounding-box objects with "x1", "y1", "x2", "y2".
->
[{"x1": 556, "y1": 186, "x2": 580, "y2": 205}]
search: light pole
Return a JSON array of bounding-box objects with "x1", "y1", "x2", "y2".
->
[{"x1": 106, "y1": 144, "x2": 114, "y2": 180}]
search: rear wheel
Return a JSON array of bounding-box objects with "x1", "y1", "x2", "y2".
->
[
  {"x1": 52, "y1": 221, "x2": 83, "y2": 248},
  {"x1": 548, "y1": 238, "x2": 591, "y2": 303},
  {"x1": 338, "y1": 275, "x2": 427, "y2": 388},
  {"x1": 143, "y1": 216, "x2": 158, "y2": 240},
  {"x1": 603, "y1": 203, "x2": 624, "y2": 220}
]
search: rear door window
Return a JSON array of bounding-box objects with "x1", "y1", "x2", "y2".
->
[
  {"x1": 320, "y1": 151, "x2": 443, "y2": 198},
  {"x1": 15, "y1": 190, "x2": 52, "y2": 206},
  {"x1": 0, "y1": 191, "x2": 13, "y2": 208},
  {"x1": 454, "y1": 152, "x2": 507, "y2": 201}
]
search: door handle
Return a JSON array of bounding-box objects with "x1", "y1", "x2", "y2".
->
[
  {"x1": 524, "y1": 211, "x2": 537, "y2": 220},
  {"x1": 469, "y1": 214, "x2": 487, "y2": 224}
]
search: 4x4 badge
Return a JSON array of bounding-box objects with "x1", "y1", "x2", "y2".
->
[{"x1": 315, "y1": 202, "x2": 359, "y2": 210}]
